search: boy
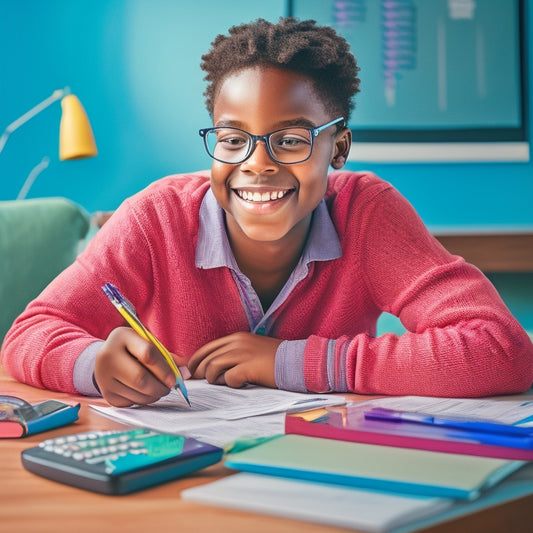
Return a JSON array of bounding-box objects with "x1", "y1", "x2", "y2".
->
[{"x1": 2, "y1": 18, "x2": 532, "y2": 406}]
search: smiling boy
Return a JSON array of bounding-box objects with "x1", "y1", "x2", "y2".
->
[{"x1": 2, "y1": 18, "x2": 532, "y2": 405}]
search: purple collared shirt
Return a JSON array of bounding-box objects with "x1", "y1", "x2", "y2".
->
[{"x1": 196, "y1": 189, "x2": 342, "y2": 392}]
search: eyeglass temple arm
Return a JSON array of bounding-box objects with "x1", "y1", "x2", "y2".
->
[{"x1": 312, "y1": 117, "x2": 345, "y2": 137}]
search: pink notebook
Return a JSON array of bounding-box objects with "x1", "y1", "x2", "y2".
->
[{"x1": 285, "y1": 403, "x2": 533, "y2": 461}]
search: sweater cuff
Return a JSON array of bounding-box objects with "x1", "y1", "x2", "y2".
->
[
  {"x1": 303, "y1": 336, "x2": 350, "y2": 393},
  {"x1": 274, "y1": 340, "x2": 307, "y2": 392},
  {"x1": 73, "y1": 341, "x2": 104, "y2": 396}
]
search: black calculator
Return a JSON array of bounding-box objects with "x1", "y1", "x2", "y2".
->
[{"x1": 21, "y1": 428, "x2": 223, "y2": 494}]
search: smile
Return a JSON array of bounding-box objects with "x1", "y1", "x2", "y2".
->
[{"x1": 234, "y1": 189, "x2": 292, "y2": 202}]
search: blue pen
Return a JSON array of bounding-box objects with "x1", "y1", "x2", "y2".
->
[{"x1": 364, "y1": 408, "x2": 533, "y2": 437}]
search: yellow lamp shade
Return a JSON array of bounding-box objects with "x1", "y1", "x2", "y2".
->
[{"x1": 59, "y1": 94, "x2": 98, "y2": 160}]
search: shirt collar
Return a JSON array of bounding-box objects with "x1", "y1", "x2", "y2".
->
[{"x1": 196, "y1": 188, "x2": 341, "y2": 270}]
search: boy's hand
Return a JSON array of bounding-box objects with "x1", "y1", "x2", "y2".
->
[
  {"x1": 94, "y1": 327, "x2": 189, "y2": 407},
  {"x1": 188, "y1": 332, "x2": 282, "y2": 388}
]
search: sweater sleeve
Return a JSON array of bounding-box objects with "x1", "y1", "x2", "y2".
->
[{"x1": 303, "y1": 186, "x2": 533, "y2": 398}]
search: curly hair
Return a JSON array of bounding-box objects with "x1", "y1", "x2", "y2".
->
[{"x1": 201, "y1": 17, "x2": 361, "y2": 121}]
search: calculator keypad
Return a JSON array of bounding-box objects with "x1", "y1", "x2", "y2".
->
[
  {"x1": 39, "y1": 429, "x2": 155, "y2": 465},
  {"x1": 22, "y1": 428, "x2": 223, "y2": 494}
]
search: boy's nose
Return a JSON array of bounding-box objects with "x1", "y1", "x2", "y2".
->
[{"x1": 240, "y1": 140, "x2": 278, "y2": 174}]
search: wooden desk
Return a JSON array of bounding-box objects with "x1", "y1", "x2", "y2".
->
[
  {"x1": 433, "y1": 232, "x2": 533, "y2": 273},
  {"x1": 1, "y1": 365, "x2": 532, "y2": 533}
]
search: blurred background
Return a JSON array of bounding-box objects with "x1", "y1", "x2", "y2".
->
[{"x1": 0, "y1": 0, "x2": 531, "y2": 329}]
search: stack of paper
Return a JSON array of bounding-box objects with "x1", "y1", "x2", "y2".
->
[
  {"x1": 182, "y1": 464, "x2": 533, "y2": 533},
  {"x1": 91, "y1": 379, "x2": 345, "y2": 447},
  {"x1": 182, "y1": 472, "x2": 454, "y2": 533}
]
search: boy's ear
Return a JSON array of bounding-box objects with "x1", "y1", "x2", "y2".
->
[{"x1": 331, "y1": 128, "x2": 352, "y2": 169}]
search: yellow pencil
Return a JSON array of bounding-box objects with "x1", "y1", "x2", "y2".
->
[{"x1": 102, "y1": 283, "x2": 191, "y2": 407}]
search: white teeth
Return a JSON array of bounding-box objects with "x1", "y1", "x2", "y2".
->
[{"x1": 236, "y1": 190, "x2": 287, "y2": 202}]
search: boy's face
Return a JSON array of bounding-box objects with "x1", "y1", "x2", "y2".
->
[{"x1": 210, "y1": 66, "x2": 350, "y2": 246}]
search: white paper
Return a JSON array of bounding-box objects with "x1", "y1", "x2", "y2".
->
[
  {"x1": 182, "y1": 466, "x2": 533, "y2": 533},
  {"x1": 358, "y1": 395, "x2": 533, "y2": 425},
  {"x1": 182, "y1": 472, "x2": 454, "y2": 533},
  {"x1": 90, "y1": 379, "x2": 344, "y2": 448}
]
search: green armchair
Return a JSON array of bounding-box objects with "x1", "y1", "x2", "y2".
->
[{"x1": 0, "y1": 197, "x2": 90, "y2": 341}]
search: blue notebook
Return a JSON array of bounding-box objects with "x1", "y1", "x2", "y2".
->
[{"x1": 225, "y1": 434, "x2": 525, "y2": 500}]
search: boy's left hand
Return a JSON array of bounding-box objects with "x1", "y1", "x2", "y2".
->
[{"x1": 188, "y1": 332, "x2": 282, "y2": 388}]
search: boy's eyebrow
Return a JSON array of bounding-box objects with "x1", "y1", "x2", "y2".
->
[
  {"x1": 214, "y1": 119, "x2": 244, "y2": 128},
  {"x1": 214, "y1": 117, "x2": 318, "y2": 130},
  {"x1": 276, "y1": 117, "x2": 317, "y2": 129}
]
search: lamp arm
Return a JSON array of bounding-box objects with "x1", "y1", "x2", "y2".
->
[
  {"x1": 0, "y1": 87, "x2": 69, "y2": 154},
  {"x1": 16, "y1": 156, "x2": 50, "y2": 200}
]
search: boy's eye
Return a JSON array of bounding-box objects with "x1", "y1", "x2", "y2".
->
[
  {"x1": 217, "y1": 132, "x2": 248, "y2": 150},
  {"x1": 272, "y1": 130, "x2": 311, "y2": 151}
]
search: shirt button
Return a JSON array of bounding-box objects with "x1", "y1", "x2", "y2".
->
[{"x1": 256, "y1": 326, "x2": 266, "y2": 335}]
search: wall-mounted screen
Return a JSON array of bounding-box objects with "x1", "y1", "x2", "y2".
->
[{"x1": 288, "y1": 0, "x2": 529, "y2": 162}]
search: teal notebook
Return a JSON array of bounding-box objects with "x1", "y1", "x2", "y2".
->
[{"x1": 225, "y1": 434, "x2": 525, "y2": 500}]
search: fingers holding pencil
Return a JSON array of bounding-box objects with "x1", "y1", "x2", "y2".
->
[{"x1": 94, "y1": 327, "x2": 178, "y2": 407}]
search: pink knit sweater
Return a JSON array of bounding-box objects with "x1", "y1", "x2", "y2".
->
[{"x1": 2, "y1": 171, "x2": 532, "y2": 397}]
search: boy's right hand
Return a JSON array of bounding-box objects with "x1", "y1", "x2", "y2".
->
[{"x1": 94, "y1": 327, "x2": 186, "y2": 407}]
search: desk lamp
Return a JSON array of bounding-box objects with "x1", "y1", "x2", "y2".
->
[{"x1": 0, "y1": 87, "x2": 98, "y2": 198}]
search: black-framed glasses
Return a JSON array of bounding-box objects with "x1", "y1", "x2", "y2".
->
[{"x1": 199, "y1": 117, "x2": 344, "y2": 165}]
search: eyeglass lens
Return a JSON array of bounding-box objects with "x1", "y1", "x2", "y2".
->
[{"x1": 204, "y1": 127, "x2": 313, "y2": 164}]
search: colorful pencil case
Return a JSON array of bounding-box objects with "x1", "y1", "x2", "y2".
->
[{"x1": 0, "y1": 395, "x2": 80, "y2": 438}]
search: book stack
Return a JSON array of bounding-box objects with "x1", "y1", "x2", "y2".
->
[{"x1": 182, "y1": 396, "x2": 533, "y2": 533}]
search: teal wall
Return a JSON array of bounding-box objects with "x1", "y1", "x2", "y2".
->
[
  {"x1": 343, "y1": 2, "x2": 533, "y2": 231},
  {"x1": 0, "y1": 0, "x2": 286, "y2": 211},
  {"x1": 1, "y1": 0, "x2": 532, "y2": 329}
]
